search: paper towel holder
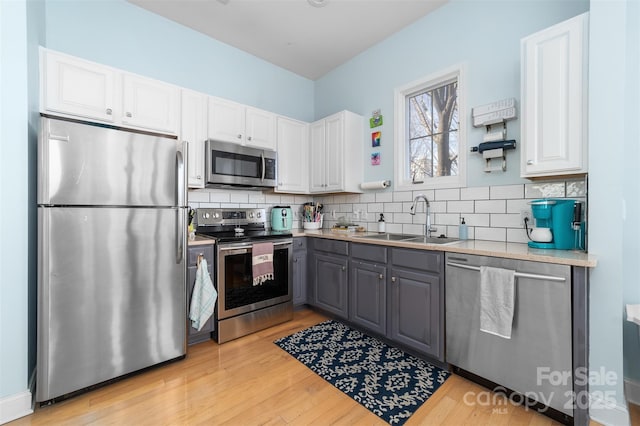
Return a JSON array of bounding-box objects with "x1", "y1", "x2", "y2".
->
[{"x1": 360, "y1": 180, "x2": 391, "y2": 190}]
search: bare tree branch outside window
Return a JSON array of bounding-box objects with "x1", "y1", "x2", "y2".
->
[{"x1": 408, "y1": 80, "x2": 458, "y2": 182}]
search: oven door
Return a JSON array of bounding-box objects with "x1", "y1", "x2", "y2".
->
[{"x1": 216, "y1": 239, "x2": 292, "y2": 319}]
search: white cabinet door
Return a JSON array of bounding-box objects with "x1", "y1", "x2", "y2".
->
[
  {"x1": 42, "y1": 50, "x2": 116, "y2": 123},
  {"x1": 309, "y1": 120, "x2": 327, "y2": 193},
  {"x1": 207, "y1": 97, "x2": 245, "y2": 144},
  {"x1": 122, "y1": 74, "x2": 180, "y2": 134},
  {"x1": 324, "y1": 113, "x2": 345, "y2": 192},
  {"x1": 245, "y1": 106, "x2": 276, "y2": 150},
  {"x1": 521, "y1": 13, "x2": 588, "y2": 178},
  {"x1": 181, "y1": 90, "x2": 208, "y2": 188},
  {"x1": 275, "y1": 116, "x2": 308, "y2": 193}
]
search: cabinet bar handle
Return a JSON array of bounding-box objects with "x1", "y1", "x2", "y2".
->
[
  {"x1": 126, "y1": 112, "x2": 132, "y2": 117},
  {"x1": 446, "y1": 261, "x2": 565, "y2": 282},
  {"x1": 391, "y1": 277, "x2": 396, "y2": 282},
  {"x1": 379, "y1": 274, "x2": 383, "y2": 279}
]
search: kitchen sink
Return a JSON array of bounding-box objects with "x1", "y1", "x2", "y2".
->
[
  {"x1": 405, "y1": 236, "x2": 461, "y2": 245},
  {"x1": 357, "y1": 233, "x2": 419, "y2": 241},
  {"x1": 358, "y1": 233, "x2": 461, "y2": 245}
]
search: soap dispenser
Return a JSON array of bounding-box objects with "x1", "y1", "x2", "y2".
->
[
  {"x1": 378, "y1": 214, "x2": 386, "y2": 233},
  {"x1": 459, "y1": 217, "x2": 468, "y2": 240}
]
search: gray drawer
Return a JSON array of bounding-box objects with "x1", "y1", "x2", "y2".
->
[
  {"x1": 391, "y1": 248, "x2": 441, "y2": 273},
  {"x1": 188, "y1": 244, "x2": 214, "y2": 266},
  {"x1": 312, "y1": 238, "x2": 349, "y2": 256},
  {"x1": 293, "y1": 237, "x2": 307, "y2": 252},
  {"x1": 351, "y1": 243, "x2": 387, "y2": 263}
]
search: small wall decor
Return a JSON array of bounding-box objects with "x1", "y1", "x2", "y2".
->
[
  {"x1": 371, "y1": 131, "x2": 381, "y2": 147},
  {"x1": 370, "y1": 109, "x2": 383, "y2": 128},
  {"x1": 371, "y1": 152, "x2": 381, "y2": 165}
]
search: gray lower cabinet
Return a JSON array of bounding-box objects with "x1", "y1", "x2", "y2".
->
[
  {"x1": 187, "y1": 244, "x2": 215, "y2": 345},
  {"x1": 389, "y1": 248, "x2": 444, "y2": 361},
  {"x1": 349, "y1": 243, "x2": 388, "y2": 335},
  {"x1": 310, "y1": 238, "x2": 349, "y2": 319},
  {"x1": 293, "y1": 237, "x2": 307, "y2": 306}
]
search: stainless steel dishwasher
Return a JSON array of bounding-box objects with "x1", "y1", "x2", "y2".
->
[{"x1": 445, "y1": 252, "x2": 573, "y2": 418}]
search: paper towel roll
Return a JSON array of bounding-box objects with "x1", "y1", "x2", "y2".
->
[{"x1": 360, "y1": 180, "x2": 390, "y2": 190}]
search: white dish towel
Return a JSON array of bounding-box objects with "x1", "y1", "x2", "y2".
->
[
  {"x1": 480, "y1": 265, "x2": 516, "y2": 339},
  {"x1": 189, "y1": 258, "x2": 217, "y2": 332}
]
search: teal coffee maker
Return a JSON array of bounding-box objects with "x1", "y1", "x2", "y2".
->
[{"x1": 528, "y1": 199, "x2": 585, "y2": 250}]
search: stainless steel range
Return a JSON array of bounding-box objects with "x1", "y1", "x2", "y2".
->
[{"x1": 195, "y1": 208, "x2": 293, "y2": 343}]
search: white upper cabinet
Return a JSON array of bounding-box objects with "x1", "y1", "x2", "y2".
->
[
  {"x1": 42, "y1": 49, "x2": 116, "y2": 123},
  {"x1": 122, "y1": 74, "x2": 179, "y2": 135},
  {"x1": 208, "y1": 97, "x2": 276, "y2": 150},
  {"x1": 41, "y1": 48, "x2": 180, "y2": 135},
  {"x1": 520, "y1": 13, "x2": 589, "y2": 178},
  {"x1": 309, "y1": 110, "x2": 363, "y2": 194},
  {"x1": 181, "y1": 89, "x2": 208, "y2": 189},
  {"x1": 275, "y1": 116, "x2": 309, "y2": 194}
]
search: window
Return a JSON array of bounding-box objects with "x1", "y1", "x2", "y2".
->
[{"x1": 394, "y1": 65, "x2": 465, "y2": 190}]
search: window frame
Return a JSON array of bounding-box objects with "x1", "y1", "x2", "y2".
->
[{"x1": 394, "y1": 64, "x2": 466, "y2": 191}]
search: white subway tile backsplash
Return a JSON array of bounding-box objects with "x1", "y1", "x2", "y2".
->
[
  {"x1": 461, "y1": 186, "x2": 489, "y2": 200},
  {"x1": 412, "y1": 189, "x2": 435, "y2": 200},
  {"x1": 386, "y1": 223, "x2": 403, "y2": 234},
  {"x1": 393, "y1": 191, "x2": 413, "y2": 202},
  {"x1": 394, "y1": 213, "x2": 414, "y2": 224},
  {"x1": 506, "y1": 198, "x2": 529, "y2": 214},
  {"x1": 338, "y1": 204, "x2": 353, "y2": 212},
  {"x1": 188, "y1": 191, "x2": 210, "y2": 202},
  {"x1": 367, "y1": 203, "x2": 383, "y2": 213},
  {"x1": 490, "y1": 184, "x2": 524, "y2": 199},
  {"x1": 434, "y1": 188, "x2": 460, "y2": 201},
  {"x1": 525, "y1": 182, "x2": 565, "y2": 199},
  {"x1": 229, "y1": 192, "x2": 249, "y2": 203},
  {"x1": 209, "y1": 192, "x2": 231, "y2": 203},
  {"x1": 359, "y1": 193, "x2": 376, "y2": 203},
  {"x1": 463, "y1": 214, "x2": 490, "y2": 226},
  {"x1": 475, "y1": 199, "x2": 506, "y2": 213},
  {"x1": 376, "y1": 192, "x2": 393, "y2": 203},
  {"x1": 475, "y1": 227, "x2": 506, "y2": 242},
  {"x1": 490, "y1": 213, "x2": 521, "y2": 228},
  {"x1": 402, "y1": 223, "x2": 424, "y2": 235},
  {"x1": 383, "y1": 203, "x2": 403, "y2": 213},
  {"x1": 447, "y1": 200, "x2": 474, "y2": 213},
  {"x1": 435, "y1": 213, "x2": 461, "y2": 226},
  {"x1": 430, "y1": 201, "x2": 447, "y2": 213}
]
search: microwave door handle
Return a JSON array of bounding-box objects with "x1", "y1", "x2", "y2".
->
[{"x1": 261, "y1": 152, "x2": 265, "y2": 183}]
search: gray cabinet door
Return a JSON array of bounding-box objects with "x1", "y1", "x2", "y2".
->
[
  {"x1": 187, "y1": 245, "x2": 215, "y2": 345},
  {"x1": 389, "y1": 267, "x2": 442, "y2": 360},
  {"x1": 349, "y1": 260, "x2": 386, "y2": 335},
  {"x1": 292, "y1": 250, "x2": 307, "y2": 305},
  {"x1": 313, "y1": 252, "x2": 348, "y2": 319}
]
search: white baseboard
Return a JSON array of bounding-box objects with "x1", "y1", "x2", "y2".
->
[
  {"x1": 589, "y1": 392, "x2": 630, "y2": 426},
  {"x1": 625, "y1": 378, "x2": 640, "y2": 406},
  {"x1": 0, "y1": 389, "x2": 33, "y2": 425}
]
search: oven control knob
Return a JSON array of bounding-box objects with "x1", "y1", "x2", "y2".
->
[
  {"x1": 203, "y1": 213, "x2": 210, "y2": 219},
  {"x1": 213, "y1": 212, "x2": 220, "y2": 219},
  {"x1": 257, "y1": 212, "x2": 261, "y2": 218},
  {"x1": 248, "y1": 212, "x2": 254, "y2": 218}
]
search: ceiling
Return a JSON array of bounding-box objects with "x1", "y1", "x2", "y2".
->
[{"x1": 127, "y1": 0, "x2": 448, "y2": 80}]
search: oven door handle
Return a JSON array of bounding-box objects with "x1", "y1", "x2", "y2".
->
[{"x1": 218, "y1": 240, "x2": 292, "y2": 253}]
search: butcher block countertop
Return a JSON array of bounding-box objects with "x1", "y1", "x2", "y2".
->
[{"x1": 292, "y1": 229, "x2": 597, "y2": 268}]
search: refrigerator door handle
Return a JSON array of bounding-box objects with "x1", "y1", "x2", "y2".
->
[{"x1": 175, "y1": 145, "x2": 186, "y2": 264}]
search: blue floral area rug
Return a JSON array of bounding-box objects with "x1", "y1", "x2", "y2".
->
[{"x1": 274, "y1": 320, "x2": 450, "y2": 425}]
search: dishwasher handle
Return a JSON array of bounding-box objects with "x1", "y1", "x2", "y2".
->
[{"x1": 446, "y1": 261, "x2": 566, "y2": 282}]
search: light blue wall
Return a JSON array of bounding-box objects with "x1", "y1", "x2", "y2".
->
[
  {"x1": 0, "y1": 0, "x2": 31, "y2": 400},
  {"x1": 589, "y1": 0, "x2": 637, "y2": 422},
  {"x1": 44, "y1": 0, "x2": 314, "y2": 122},
  {"x1": 315, "y1": 0, "x2": 589, "y2": 188}
]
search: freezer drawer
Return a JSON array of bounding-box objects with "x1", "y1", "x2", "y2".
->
[
  {"x1": 37, "y1": 206, "x2": 187, "y2": 402},
  {"x1": 445, "y1": 253, "x2": 572, "y2": 416}
]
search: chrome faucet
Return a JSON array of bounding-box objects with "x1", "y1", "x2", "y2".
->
[{"x1": 410, "y1": 194, "x2": 437, "y2": 238}]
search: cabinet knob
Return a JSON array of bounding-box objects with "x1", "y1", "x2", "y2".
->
[
  {"x1": 391, "y1": 277, "x2": 396, "y2": 282},
  {"x1": 106, "y1": 108, "x2": 112, "y2": 115},
  {"x1": 237, "y1": 134, "x2": 242, "y2": 139},
  {"x1": 126, "y1": 112, "x2": 132, "y2": 118},
  {"x1": 294, "y1": 258, "x2": 298, "y2": 263},
  {"x1": 527, "y1": 160, "x2": 534, "y2": 165},
  {"x1": 196, "y1": 175, "x2": 201, "y2": 179},
  {"x1": 379, "y1": 274, "x2": 383, "y2": 280},
  {"x1": 247, "y1": 136, "x2": 252, "y2": 141},
  {"x1": 342, "y1": 266, "x2": 346, "y2": 271}
]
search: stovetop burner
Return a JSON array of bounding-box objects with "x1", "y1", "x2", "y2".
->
[{"x1": 194, "y1": 207, "x2": 292, "y2": 243}]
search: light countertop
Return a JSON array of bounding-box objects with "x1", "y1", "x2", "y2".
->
[
  {"x1": 187, "y1": 235, "x2": 216, "y2": 246},
  {"x1": 292, "y1": 229, "x2": 597, "y2": 268}
]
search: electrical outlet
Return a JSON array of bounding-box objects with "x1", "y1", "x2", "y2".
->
[
  {"x1": 520, "y1": 210, "x2": 532, "y2": 226},
  {"x1": 361, "y1": 211, "x2": 368, "y2": 220}
]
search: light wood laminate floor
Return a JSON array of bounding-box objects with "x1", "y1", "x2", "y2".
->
[{"x1": 10, "y1": 308, "x2": 590, "y2": 425}]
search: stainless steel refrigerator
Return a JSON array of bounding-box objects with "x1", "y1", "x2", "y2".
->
[{"x1": 36, "y1": 115, "x2": 188, "y2": 402}]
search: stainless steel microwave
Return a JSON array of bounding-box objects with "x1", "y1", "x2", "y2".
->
[{"x1": 205, "y1": 140, "x2": 277, "y2": 188}]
